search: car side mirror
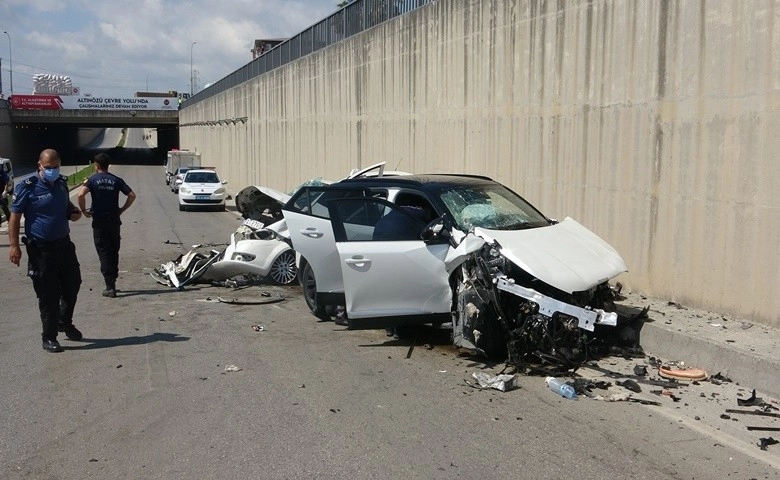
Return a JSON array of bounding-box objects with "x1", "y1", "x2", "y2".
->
[
  {"x1": 421, "y1": 217, "x2": 452, "y2": 244},
  {"x1": 222, "y1": 180, "x2": 228, "y2": 184}
]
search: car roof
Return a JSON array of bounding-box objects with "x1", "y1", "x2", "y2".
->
[
  {"x1": 185, "y1": 169, "x2": 219, "y2": 174},
  {"x1": 335, "y1": 173, "x2": 496, "y2": 191}
]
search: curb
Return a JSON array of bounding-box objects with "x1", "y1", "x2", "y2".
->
[{"x1": 620, "y1": 292, "x2": 780, "y2": 401}]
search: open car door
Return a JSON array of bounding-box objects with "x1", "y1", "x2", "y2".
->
[
  {"x1": 282, "y1": 187, "x2": 346, "y2": 296},
  {"x1": 328, "y1": 197, "x2": 452, "y2": 323}
]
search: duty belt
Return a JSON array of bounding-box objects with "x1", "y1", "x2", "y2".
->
[{"x1": 21, "y1": 235, "x2": 70, "y2": 248}]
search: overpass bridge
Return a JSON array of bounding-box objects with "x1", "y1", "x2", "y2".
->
[
  {"x1": 9, "y1": 108, "x2": 178, "y2": 127},
  {"x1": 0, "y1": 96, "x2": 180, "y2": 166}
]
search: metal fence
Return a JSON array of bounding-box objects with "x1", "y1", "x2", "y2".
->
[{"x1": 183, "y1": 0, "x2": 432, "y2": 108}]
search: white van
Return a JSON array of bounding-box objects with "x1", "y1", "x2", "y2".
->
[{"x1": 0, "y1": 157, "x2": 12, "y2": 194}]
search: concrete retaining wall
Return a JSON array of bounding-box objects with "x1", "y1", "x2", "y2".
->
[{"x1": 179, "y1": 0, "x2": 780, "y2": 328}]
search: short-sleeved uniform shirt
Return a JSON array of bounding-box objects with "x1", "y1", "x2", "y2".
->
[
  {"x1": 83, "y1": 172, "x2": 133, "y2": 225},
  {"x1": 11, "y1": 175, "x2": 71, "y2": 243}
]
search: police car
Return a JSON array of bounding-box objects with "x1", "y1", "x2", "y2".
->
[{"x1": 177, "y1": 169, "x2": 228, "y2": 211}]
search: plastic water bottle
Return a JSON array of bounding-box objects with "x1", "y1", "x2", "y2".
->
[{"x1": 546, "y1": 377, "x2": 577, "y2": 399}]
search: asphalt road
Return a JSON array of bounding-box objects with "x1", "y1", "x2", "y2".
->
[{"x1": 1, "y1": 165, "x2": 777, "y2": 479}]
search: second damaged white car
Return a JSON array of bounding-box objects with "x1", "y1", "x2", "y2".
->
[
  {"x1": 153, "y1": 186, "x2": 297, "y2": 288},
  {"x1": 283, "y1": 174, "x2": 631, "y2": 372}
]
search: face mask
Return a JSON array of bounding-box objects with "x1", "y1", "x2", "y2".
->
[{"x1": 42, "y1": 167, "x2": 60, "y2": 182}]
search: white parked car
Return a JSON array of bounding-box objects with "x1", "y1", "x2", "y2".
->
[
  {"x1": 178, "y1": 169, "x2": 228, "y2": 211},
  {"x1": 170, "y1": 166, "x2": 193, "y2": 193},
  {"x1": 282, "y1": 174, "x2": 631, "y2": 368}
]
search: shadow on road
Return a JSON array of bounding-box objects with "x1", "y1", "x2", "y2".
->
[{"x1": 64, "y1": 332, "x2": 189, "y2": 350}]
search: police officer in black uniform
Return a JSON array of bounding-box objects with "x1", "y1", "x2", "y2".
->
[
  {"x1": 8, "y1": 149, "x2": 83, "y2": 353},
  {"x1": 77, "y1": 152, "x2": 136, "y2": 298}
]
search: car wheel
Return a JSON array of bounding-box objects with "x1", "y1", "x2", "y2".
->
[
  {"x1": 179, "y1": 204, "x2": 185, "y2": 211},
  {"x1": 269, "y1": 250, "x2": 297, "y2": 285},
  {"x1": 302, "y1": 262, "x2": 329, "y2": 320}
]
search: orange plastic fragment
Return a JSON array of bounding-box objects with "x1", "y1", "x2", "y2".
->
[{"x1": 658, "y1": 366, "x2": 708, "y2": 381}]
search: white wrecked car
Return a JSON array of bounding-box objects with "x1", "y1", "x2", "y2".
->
[
  {"x1": 282, "y1": 174, "x2": 630, "y2": 371},
  {"x1": 152, "y1": 186, "x2": 297, "y2": 287}
]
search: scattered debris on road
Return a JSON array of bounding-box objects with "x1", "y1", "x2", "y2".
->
[
  {"x1": 471, "y1": 372, "x2": 518, "y2": 392},
  {"x1": 218, "y1": 295, "x2": 285, "y2": 305},
  {"x1": 757, "y1": 437, "x2": 778, "y2": 450},
  {"x1": 659, "y1": 365, "x2": 708, "y2": 381}
]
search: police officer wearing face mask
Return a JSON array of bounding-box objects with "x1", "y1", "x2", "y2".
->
[{"x1": 7, "y1": 149, "x2": 84, "y2": 353}]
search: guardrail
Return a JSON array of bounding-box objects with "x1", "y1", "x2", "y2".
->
[{"x1": 183, "y1": 0, "x2": 432, "y2": 108}]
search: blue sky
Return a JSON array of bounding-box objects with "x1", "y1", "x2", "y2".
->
[{"x1": 0, "y1": 0, "x2": 340, "y2": 98}]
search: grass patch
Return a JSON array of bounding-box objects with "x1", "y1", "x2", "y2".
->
[
  {"x1": 117, "y1": 128, "x2": 127, "y2": 148},
  {"x1": 66, "y1": 164, "x2": 94, "y2": 189}
]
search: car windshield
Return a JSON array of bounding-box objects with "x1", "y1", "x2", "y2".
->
[
  {"x1": 434, "y1": 182, "x2": 549, "y2": 231},
  {"x1": 185, "y1": 172, "x2": 219, "y2": 183}
]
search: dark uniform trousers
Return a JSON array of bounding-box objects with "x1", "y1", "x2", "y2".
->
[
  {"x1": 93, "y1": 221, "x2": 121, "y2": 289},
  {"x1": 25, "y1": 237, "x2": 82, "y2": 341}
]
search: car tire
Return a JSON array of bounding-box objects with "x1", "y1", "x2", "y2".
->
[
  {"x1": 269, "y1": 250, "x2": 297, "y2": 285},
  {"x1": 179, "y1": 204, "x2": 185, "y2": 211},
  {"x1": 302, "y1": 262, "x2": 329, "y2": 320}
]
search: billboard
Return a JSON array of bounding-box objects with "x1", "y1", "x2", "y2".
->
[{"x1": 10, "y1": 94, "x2": 179, "y2": 111}]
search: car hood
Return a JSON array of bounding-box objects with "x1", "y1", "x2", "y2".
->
[
  {"x1": 474, "y1": 217, "x2": 627, "y2": 294},
  {"x1": 235, "y1": 185, "x2": 292, "y2": 220}
]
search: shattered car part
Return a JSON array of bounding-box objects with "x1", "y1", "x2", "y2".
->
[
  {"x1": 758, "y1": 437, "x2": 779, "y2": 450},
  {"x1": 150, "y1": 249, "x2": 223, "y2": 290},
  {"x1": 217, "y1": 295, "x2": 285, "y2": 305},
  {"x1": 736, "y1": 389, "x2": 764, "y2": 407},
  {"x1": 471, "y1": 372, "x2": 518, "y2": 392},
  {"x1": 659, "y1": 366, "x2": 708, "y2": 381},
  {"x1": 152, "y1": 186, "x2": 299, "y2": 288}
]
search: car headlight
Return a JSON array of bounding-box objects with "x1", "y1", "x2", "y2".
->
[
  {"x1": 180, "y1": 187, "x2": 190, "y2": 194},
  {"x1": 214, "y1": 187, "x2": 225, "y2": 195}
]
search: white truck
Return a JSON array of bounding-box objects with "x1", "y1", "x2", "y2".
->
[{"x1": 165, "y1": 150, "x2": 202, "y2": 185}]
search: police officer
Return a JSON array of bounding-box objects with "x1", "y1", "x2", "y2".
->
[
  {"x1": 77, "y1": 152, "x2": 136, "y2": 298},
  {"x1": 8, "y1": 149, "x2": 83, "y2": 353},
  {"x1": 0, "y1": 164, "x2": 10, "y2": 227}
]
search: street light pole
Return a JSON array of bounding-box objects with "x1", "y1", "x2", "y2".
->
[
  {"x1": 190, "y1": 41, "x2": 197, "y2": 96},
  {"x1": 2, "y1": 31, "x2": 11, "y2": 96}
]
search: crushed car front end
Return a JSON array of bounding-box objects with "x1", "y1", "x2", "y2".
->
[
  {"x1": 450, "y1": 226, "x2": 628, "y2": 374},
  {"x1": 426, "y1": 179, "x2": 629, "y2": 373}
]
